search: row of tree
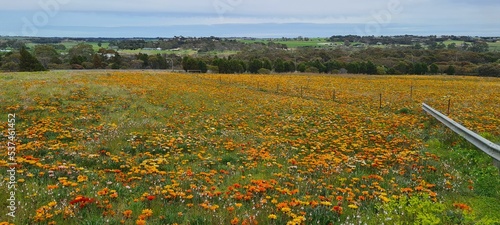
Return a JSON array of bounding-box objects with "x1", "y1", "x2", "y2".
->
[{"x1": 1, "y1": 42, "x2": 499, "y2": 76}]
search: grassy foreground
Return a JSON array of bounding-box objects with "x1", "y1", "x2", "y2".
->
[{"x1": 0, "y1": 71, "x2": 499, "y2": 225}]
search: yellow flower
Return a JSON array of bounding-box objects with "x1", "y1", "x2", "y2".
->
[
  {"x1": 281, "y1": 207, "x2": 291, "y2": 213},
  {"x1": 77, "y1": 175, "x2": 88, "y2": 182},
  {"x1": 268, "y1": 214, "x2": 278, "y2": 219},
  {"x1": 141, "y1": 209, "x2": 153, "y2": 217},
  {"x1": 320, "y1": 201, "x2": 332, "y2": 206},
  {"x1": 48, "y1": 201, "x2": 57, "y2": 207}
]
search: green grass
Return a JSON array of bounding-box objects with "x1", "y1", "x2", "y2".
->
[
  {"x1": 237, "y1": 38, "x2": 337, "y2": 48},
  {"x1": 423, "y1": 128, "x2": 500, "y2": 223},
  {"x1": 118, "y1": 49, "x2": 197, "y2": 55}
]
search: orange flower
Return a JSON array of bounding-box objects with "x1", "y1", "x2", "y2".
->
[
  {"x1": 230, "y1": 217, "x2": 239, "y2": 225},
  {"x1": 332, "y1": 206, "x2": 343, "y2": 214},
  {"x1": 123, "y1": 210, "x2": 133, "y2": 218}
]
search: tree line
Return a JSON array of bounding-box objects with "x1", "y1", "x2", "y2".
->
[{"x1": 1, "y1": 39, "x2": 499, "y2": 77}]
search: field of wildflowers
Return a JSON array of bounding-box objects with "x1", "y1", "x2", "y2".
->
[{"x1": 0, "y1": 71, "x2": 499, "y2": 224}]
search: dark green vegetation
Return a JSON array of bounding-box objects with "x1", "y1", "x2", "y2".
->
[{"x1": 1, "y1": 35, "x2": 499, "y2": 76}]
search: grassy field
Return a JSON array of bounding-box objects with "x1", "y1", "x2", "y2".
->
[
  {"x1": 0, "y1": 71, "x2": 499, "y2": 224},
  {"x1": 237, "y1": 38, "x2": 343, "y2": 48}
]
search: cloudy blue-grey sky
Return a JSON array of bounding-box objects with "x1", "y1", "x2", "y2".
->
[{"x1": 0, "y1": 0, "x2": 498, "y2": 37}]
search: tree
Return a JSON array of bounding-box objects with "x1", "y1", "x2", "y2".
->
[
  {"x1": 181, "y1": 56, "x2": 207, "y2": 73},
  {"x1": 346, "y1": 62, "x2": 359, "y2": 74},
  {"x1": 445, "y1": 65, "x2": 456, "y2": 75},
  {"x1": 137, "y1": 53, "x2": 149, "y2": 68},
  {"x1": 93, "y1": 54, "x2": 103, "y2": 69},
  {"x1": 297, "y1": 63, "x2": 307, "y2": 72},
  {"x1": 394, "y1": 61, "x2": 410, "y2": 74},
  {"x1": 248, "y1": 59, "x2": 263, "y2": 74},
  {"x1": 198, "y1": 60, "x2": 208, "y2": 73},
  {"x1": 19, "y1": 47, "x2": 46, "y2": 72},
  {"x1": 274, "y1": 59, "x2": 285, "y2": 73},
  {"x1": 110, "y1": 52, "x2": 122, "y2": 69},
  {"x1": 413, "y1": 62, "x2": 428, "y2": 75},
  {"x1": 284, "y1": 61, "x2": 295, "y2": 72},
  {"x1": 182, "y1": 56, "x2": 198, "y2": 72},
  {"x1": 34, "y1": 45, "x2": 61, "y2": 68},
  {"x1": 366, "y1": 61, "x2": 377, "y2": 75},
  {"x1": 262, "y1": 58, "x2": 272, "y2": 70},
  {"x1": 429, "y1": 63, "x2": 439, "y2": 74},
  {"x1": 470, "y1": 42, "x2": 489, "y2": 53},
  {"x1": 68, "y1": 43, "x2": 94, "y2": 64}
]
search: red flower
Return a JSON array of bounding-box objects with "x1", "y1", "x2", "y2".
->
[{"x1": 70, "y1": 195, "x2": 95, "y2": 208}]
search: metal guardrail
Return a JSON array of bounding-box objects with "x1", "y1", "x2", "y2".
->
[{"x1": 422, "y1": 103, "x2": 500, "y2": 162}]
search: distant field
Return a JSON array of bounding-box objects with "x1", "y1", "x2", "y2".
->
[
  {"x1": 488, "y1": 41, "x2": 500, "y2": 51},
  {"x1": 0, "y1": 71, "x2": 498, "y2": 224},
  {"x1": 118, "y1": 49, "x2": 197, "y2": 56},
  {"x1": 238, "y1": 38, "x2": 343, "y2": 48}
]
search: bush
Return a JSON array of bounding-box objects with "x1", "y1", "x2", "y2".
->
[
  {"x1": 71, "y1": 64, "x2": 84, "y2": 69},
  {"x1": 1, "y1": 62, "x2": 19, "y2": 71},
  {"x1": 305, "y1": 66, "x2": 319, "y2": 73},
  {"x1": 373, "y1": 194, "x2": 446, "y2": 225},
  {"x1": 376, "y1": 66, "x2": 387, "y2": 75},
  {"x1": 257, "y1": 68, "x2": 271, "y2": 74},
  {"x1": 477, "y1": 64, "x2": 500, "y2": 77},
  {"x1": 82, "y1": 62, "x2": 94, "y2": 69}
]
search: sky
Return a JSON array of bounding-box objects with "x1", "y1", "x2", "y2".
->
[{"x1": 0, "y1": 0, "x2": 499, "y2": 37}]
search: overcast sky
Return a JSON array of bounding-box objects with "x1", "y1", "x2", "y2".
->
[{"x1": 0, "y1": 0, "x2": 498, "y2": 37}]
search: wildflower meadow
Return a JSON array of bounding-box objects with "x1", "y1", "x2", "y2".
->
[{"x1": 0, "y1": 71, "x2": 499, "y2": 224}]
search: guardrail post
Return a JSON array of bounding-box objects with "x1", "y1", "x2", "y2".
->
[{"x1": 494, "y1": 159, "x2": 500, "y2": 170}]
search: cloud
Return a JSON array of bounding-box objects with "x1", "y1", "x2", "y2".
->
[{"x1": 0, "y1": 0, "x2": 498, "y2": 37}]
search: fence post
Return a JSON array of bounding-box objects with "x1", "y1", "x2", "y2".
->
[
  {"x1": 379, "y1": 93, "x2": 382, "y2": 109},
  {"x1": 447, "y1": 99, "x2": 451, "y2": 114},
  {"x1": 410, "y1": 85, "x2": 413, "y2": 100}
]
